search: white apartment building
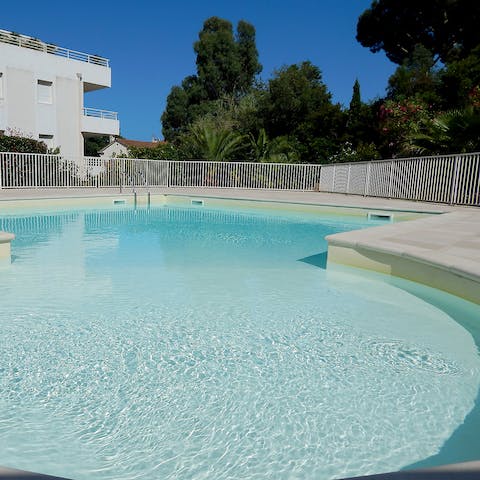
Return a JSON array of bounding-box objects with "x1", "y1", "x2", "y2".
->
[{"x1": 0, "y1": 29, "x2": 119, "y2": 157}]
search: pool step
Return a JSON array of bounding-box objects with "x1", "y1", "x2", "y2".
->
[{"x1": 0, "y1": 231, "x2": 15, "y2": 265}]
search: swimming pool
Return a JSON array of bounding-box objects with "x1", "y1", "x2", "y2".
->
[{"x1": 0, "y1": 203, "x2": 479, "y2": 480}]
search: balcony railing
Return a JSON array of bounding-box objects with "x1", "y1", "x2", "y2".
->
[
  {"x1": 0, "y1": 29, "x2": 109, "y2": 67},
  {"x1": 83, "y1": 107, "x2": 118, "y2": 120}
]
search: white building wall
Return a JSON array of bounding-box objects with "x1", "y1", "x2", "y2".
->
[
  {"x1": 5, "y1": 68, "x2": 36, "y2": 136},
  {"x1": 0, "y1": 38, "x2": 116, "y2": 157},
  {"x1": 56, "y1": 76, "x2": 83, "y2": 157}
]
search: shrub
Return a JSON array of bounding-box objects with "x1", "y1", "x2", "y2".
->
[{"x1": 0, "y1": 131, "x2": 48, "y2": 153}]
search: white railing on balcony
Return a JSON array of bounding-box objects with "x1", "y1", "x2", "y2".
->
[
  {"x1": 0, "y1": 152, "x2": 479, "y2": 206},
  {"x1": 0, "y1": 29, "x2": 109, "y2": 67},
  {"x1": 83, "y1": 108, "x2": 118, "y2": 120}
]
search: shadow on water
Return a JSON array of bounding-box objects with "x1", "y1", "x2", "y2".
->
[{"x1": 298, "y1": 251, "x2": 328, "y2": 269}]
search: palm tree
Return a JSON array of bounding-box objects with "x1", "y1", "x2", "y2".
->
[
  {"x1": 189, "y1": 124, "x2": 245, "y2": 161},
  {"x1": 248, "y1": 129, "x2": 298, "y2": 163},
  {"x1": 404, "y1": 107, "x2": 480, "y2": 155}
]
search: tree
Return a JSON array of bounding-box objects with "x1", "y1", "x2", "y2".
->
[
  {"x1": 236, "y1": 21, "x2": 262, "y2": 93},
  {"x1": 387, "y1": 45, "x2": 441, "y2": 105},
  {"x1": 357, "y1": 0, "x2": 480, "y2": 65},
  {"x1": 188, "y1": 124, "x2": 245, "y2": 161},
  {"x1": 162, "y1": 17, "x2": 262, "y2": 141},
  {"x1": 438, "y1": 45, "x2": 480, "y2": 109},
  {"x1": 128, "y1": 142, "x2": 181, "y2": 160},
  {"x1": 263, "y1": 62, "x2": 332, "y2": 136},
  {"x1": 193, "y1": 17, "x2": 261, "y2": 101},
  {"x1": 248, "y1": 129, "x2": 298, "y2": 163},
  {"x1": 84, "y1": 136, "x2": 110, "y2": 156},
  {"x1": 349, "y1": 79, "x2": 362, "y2": 116},
  {"x1": 161, "y1": 86, "x2": 191, "y2": 141},
  {"x1": 344, "y1": 80, "x2": 380, "y2": 154},
  {"x1": 378, "y1": 98, "x2": 433, "y2": 157},
  {"x1": 405, "y1": 107, "x2": 480, "y2": 155},
  {"x1": 260, "y1": 61, "x2": 345, "y2": 163},
  {"x1": 194, "y1": 17, "x2": 241, "y2": 100}
]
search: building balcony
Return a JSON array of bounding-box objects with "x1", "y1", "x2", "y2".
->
[
  {"x1": 82, "y1": 108, "x2": 119, "y2": 136},
  {"x1": 0, "y1": 29, "x2": 109, "y2": 66},
  {"x1": 0, "y1": 29, "x2": 111, "y2": 90}
]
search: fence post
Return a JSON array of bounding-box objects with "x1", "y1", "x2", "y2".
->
[
  {"x1": 0, "y1": 153, "x2": 3, "y2": 190},
  {"x1": 120, "y1": 158, "x2": 125, "y2": 193},
  {"x1": 414, "y1": 159, "x2": 422, "y2": 201},
  {"x1": 145, "y1": 160, "x2": 149, "y2": 188},
  {"x1": 167, "y1": 161, "x2": 171, "y2": 188},
  {"x1": 388, "y1": 160, "x2": 394, "y2": 198},
  {"x1": 346, "y1": 164, "x2": 351, "y2": 194},
  {"x1": 332, "y1": 165, "x2": 336, "y2": 192},
  {"x1": 450, "y1": 155, "x2": 461, "y2": 205},
  {"x1": 364, "y1": 163, "x2": 371, "y2": 196}
]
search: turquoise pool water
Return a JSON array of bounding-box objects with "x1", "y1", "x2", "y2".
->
[{"x1": 0, "y1": 205, "x2": 479, "y2": 480}]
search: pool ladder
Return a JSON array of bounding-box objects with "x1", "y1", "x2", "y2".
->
[{"x1": 122, "y1": 171, "x2": 151, "y2": 208}]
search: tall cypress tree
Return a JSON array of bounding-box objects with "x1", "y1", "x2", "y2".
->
[
  {"x1": 194, "y1": 17, "x2": 240, "y2": 100},
  {"x1": 349, "y1": 79, "x2": 362, "y2": 116},
  {"x1": 236, "y1": 20, "x2": 262, "y2": 93}
]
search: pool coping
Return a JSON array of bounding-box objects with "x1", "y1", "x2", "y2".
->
[{"x1": 326, "y1": 209, "x2": 480, "y2": 304}]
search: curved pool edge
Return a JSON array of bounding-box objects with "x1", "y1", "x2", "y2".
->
[
  {"x1": 1, "y1": 460, "x2": 479, "y2": 480},
  {"x1": 340, "y1": 460, "x2": 480, "y2": 480},
  {"x1": 326, "y1": 210, "x2": 480, "y2": 305}
]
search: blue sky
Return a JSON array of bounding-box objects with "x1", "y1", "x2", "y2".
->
[{"x1": 3, "y1": 0, "x2": 395, "y2": 141}]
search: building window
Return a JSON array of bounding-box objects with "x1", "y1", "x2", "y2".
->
[
  {"x1": 0, "y1": 73, "x2": 4, "y2": 99},
  {"x1": 37, "y1": 80, "x2": 53, "y2": 104},
  {"x1": 39, "y1": 134, "x2": 54, "y2": 149}
]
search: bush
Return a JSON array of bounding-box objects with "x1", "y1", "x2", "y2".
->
[
  {"x1": 0, "y1": 133, "x2": 48, "y2": 153},
  {"x1": 128, "y1": 142, "x2": 182, "y2": 160}
]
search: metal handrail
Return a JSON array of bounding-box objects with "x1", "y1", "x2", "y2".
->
[
  {"x1": 0, "y1": 29, "x2": 109, "y2": 67},
  {"x1": 83, "y1": 108, "x2": 118, "y2": 120}
]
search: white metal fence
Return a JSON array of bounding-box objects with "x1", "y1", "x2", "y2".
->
[
  {"x1": 0, "y1": 153, "x2": 321, "y2": 192},
  {"x1": 0, "y1": 152, "x2": 479, "y2": 205},
  {"x1": 318, "y1": 153, "x2": 480, "y2": 206}
]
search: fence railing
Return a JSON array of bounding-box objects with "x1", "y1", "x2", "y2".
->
[
  {"x1": 0, "y1": 29, "x2": 109, "y2": 67},
  {"x1": 0, "y1": 154, "x2": 321, "y2": 192},
  {"x1": 83, "y1": 108, "x2": 118, "y2": 120},
  {"x1": 0, "y1": 152, "x2": 479, "y2": 205},
  {"x1": 318, "y1": 153, "x2": 480, "y2": 206}
]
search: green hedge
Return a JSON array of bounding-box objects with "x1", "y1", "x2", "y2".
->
[{"x1": 0, "y1": 135, "x2": 48, "y2": 153}]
